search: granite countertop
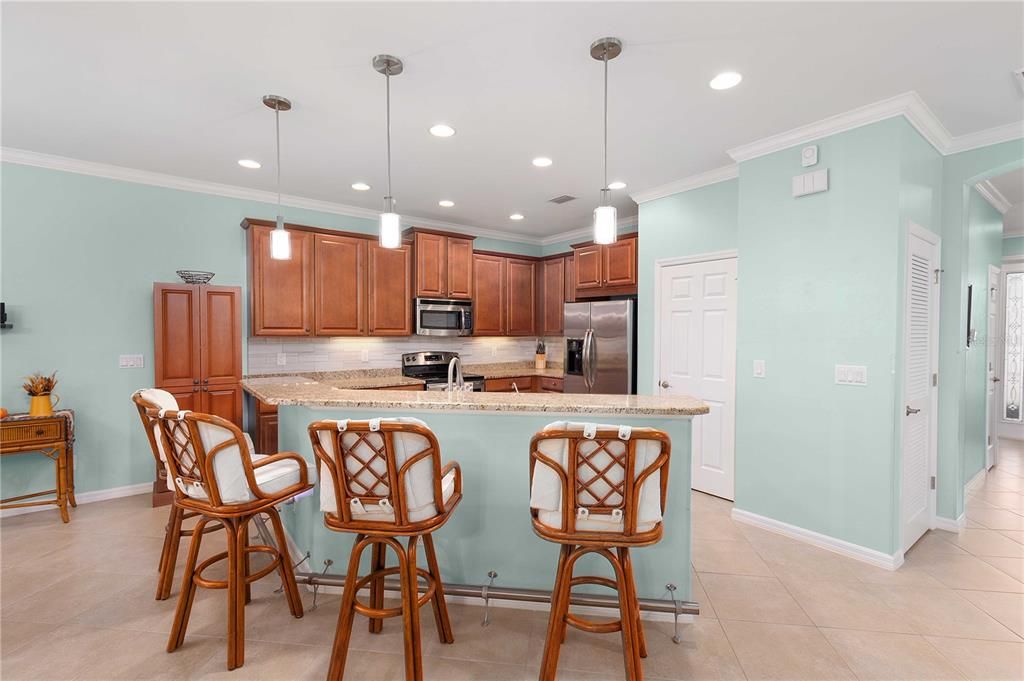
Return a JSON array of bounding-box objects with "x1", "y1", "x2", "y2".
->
[
  {"x1": 241, "y1": 379, "x2": 708, "y2": 416},
  {"x1": 244, "y1": 362, "x2": 565, "y2": 389},
  {"x1": 463, "y1": 362, "x2": 566, "y2": 380}
]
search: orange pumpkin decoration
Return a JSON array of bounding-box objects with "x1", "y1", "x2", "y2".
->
[{"x1": 0, "y1": 407, "x2": 8, "y2": 419}]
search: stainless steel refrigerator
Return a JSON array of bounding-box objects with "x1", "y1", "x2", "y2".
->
[{"x1": 563, "y1": 299, "x2": 636, "y2": 394}]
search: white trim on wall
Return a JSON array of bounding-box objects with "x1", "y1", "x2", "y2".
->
[
  {"x1": 731, "y1": 508, "x2": 904, "y2": 571},
  {"x1": 976, "y1": 180, "x2": 1012, "y2": 215},
  {"x1": 933, "y1": 513, "x2": 967, "y2": 533},
  {"x1": 630, "y1": 165, "x2": 739, "y2": 205},
  {"x1": 0, "y1": 481, "x2": 151, "y2": 519}
]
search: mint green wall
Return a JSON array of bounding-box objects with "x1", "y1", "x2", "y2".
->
[
  {"x1": 735, "y1": 119, "x2": 906, "y2": 554},
  {"x1": 475, "y1": 237, "x2": 541, "y2": 257},
  {"x1": 936, "y1": 140, "x2": 1024, "y2": 521},
  {"x1": 964, "y1": 191, "x2": 1005, "y2": 481},
  {"x1": 0, "y1": 163, "x2": 537, "y2": 500},
  {"x1": 636, "y1": 179, "x2": 739, "y2": 392},
  {"x1": 1003, "y1": 236, "x2": 1024, "y2": 257}
]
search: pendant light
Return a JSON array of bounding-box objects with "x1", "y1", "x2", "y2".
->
[
  {"x1": 591, "y1": 38, "x2": 621, "y2": 245},
  {"x1": 374, "y1": 54, "x2": 403, "y2": 249},
  {"x1": 263, "y1": 94, "x2": 292, "y2": 259}
]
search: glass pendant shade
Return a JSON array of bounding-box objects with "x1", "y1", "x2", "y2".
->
[
  {"x1": 594, "y1": 204, "x2": 617, "y2": 245},
  {"x1": 379, "y1": 212, "x2": 401, "y2": 249},
  {"x1": 270, "y1": 215, "x2": 291, "y2": 260}
]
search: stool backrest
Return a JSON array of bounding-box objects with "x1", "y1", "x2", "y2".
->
[
  {"x1": 530, "y1": 424, "x2": 670, "y2": 537},
  {"x1": 309, "y1": 418, "x2": 447, "y2": 527}
]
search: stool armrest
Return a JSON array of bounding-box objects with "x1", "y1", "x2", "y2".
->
[
  {"x1": 250, "y1": 451, "x2": 310, "y2": 499},
  {"x1": 441, "y1": 460, "x2": 462, "y2": 494}
]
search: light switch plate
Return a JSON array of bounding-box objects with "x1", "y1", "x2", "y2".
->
[
  {"x1": 118, "y1": 354, "x2": 144, "y2": 369},
  {"x1": 276, "y1": 353, "x2": 287, "y2": 366},
  {"x1": 361, "y1": 349, "x2": 370, "y2": 362},
  {"x1": 792, "y1": 168, "x2": 829, "y2": 198},
  {"x1": 753, "y1": 359, "x2": 766, "y2": 378},
  {"x1": 835, "y1": 364, "x2": 867, "y2": 385}
]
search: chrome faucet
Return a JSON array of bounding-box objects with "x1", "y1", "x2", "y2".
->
[{"x1": 446, "y1": 356, "x2": 465, "y2": 392}]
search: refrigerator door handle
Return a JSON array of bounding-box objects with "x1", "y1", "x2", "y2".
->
[
  {"x1": 582, "y1": 329, "x2": 594, "y2": 391},
  {"x1": 588, "y1": 329, "x2": 598, "y2": 390}
]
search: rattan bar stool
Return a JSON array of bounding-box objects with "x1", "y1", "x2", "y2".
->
[
  {"x1": 147, "y1": 405, "x2": 313, "y2": 670},
  {"x1": 529, "y1": 421, "x2": 671, "y2": 681},
  {"x1": 309, "y1": 417, "x2": 462, "y2": 681}
]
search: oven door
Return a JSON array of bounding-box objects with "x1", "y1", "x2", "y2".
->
[{"x1": 415, "y1": 299, "x2": 472, "y2": 336}]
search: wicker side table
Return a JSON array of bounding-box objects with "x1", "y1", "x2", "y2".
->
[{"x1": 0, "y1": 410, "x2": 76, "y2": 522}]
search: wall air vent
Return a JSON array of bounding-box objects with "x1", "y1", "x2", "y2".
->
[{"x1": 548, "y1": 195, "x2": 577, "y2": 204}]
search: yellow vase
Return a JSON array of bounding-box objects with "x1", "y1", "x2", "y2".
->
[{"x1": 29, "y1": 393, "x2": 57, "y2": 417}]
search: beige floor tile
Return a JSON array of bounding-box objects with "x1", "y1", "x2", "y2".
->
[
  {"x1": 0, "y1": 566, "x2": 71, "y2": 608},
  {"x1": 692, "y1": 540, "x2": 773, "y2": 577},
  {"x1": 0, "y1": 619, "x2": 59, "y2": 657},
  {"x1": 720, "y1": 620, "x2": 854, "y2": 680},
  {"x1": 968, "y1": 507, "x2": 1024, "y2": 531},
  {"x1": 821, "y1": 628, "x2": 966, "y2": 680},
  {"x1": 421, "y1": 603, "x2": 540, "y2": 666},
  {"x1": 944, "y1": 528, "x2": 1024, "y2": 557},
  {"x1": 985, "y1": 474, "x2": 1024, "y2": 493},
  {"x1": 1000, "y1": 530, "x2": 1024, "y2": 544},
  {"x1": 980, "y1": 556, "x2": 1024, "y2": 582},
  {"x1": 699, "y1": 573, "x2": 810, "y2": 625},
  {"x1": 781, "y1": 578, "x2": 915, "y2": 633},
  {"x1": 690, "y1": 569, "x2": 717, "y2": 619},
  {"x1": 924, "y1": 636, "x2": 1024, "y2": 681},
  {"x1": 972, "y1": 491, "x2": 1024, "y2": 512},
  {"x1": 906, "y1": 530, "x2": 970, "y2": 558},
  {"x1": 0, "y1": 570, "x2": 151, "y2": 625},
  {"x1": 422, "y1": 656, "x2": 528, "y2": 681},
  {"x1": 918, "y1": 554, "x2": 1024, "y2": 592},
  {"x1": 692, "y1": 513, "x2": 750, "y2": 542},
  {"x1": 755, "y1": 543, "x2": 863, "y2": 583},
  {"x1": 846, "y1": 558, "x2": 945, "y2": 588},
  {"x1": 956, "y1": 590, "x2": 1024, "y2": 639},
  {"x1": 863, "y1": 584, "x2": 1021, "y2": 641},
  {"x1": 193, "y1": 639, "x2": 332, "y2": 680}
]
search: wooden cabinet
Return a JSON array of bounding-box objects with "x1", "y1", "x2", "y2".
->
[
  {"x1": 538, "y1": 376, "x2": 564, "y2": 393},
  {"x1": 572, "y1": 234, "x2": 638, "y2": 298},
  {"x1": 485, "y1": 376, "x2": 535, "y2": 392},
  {"x1": 153, "y1": 283, "x2": 243, "y2": 428},
  {"x1": 505, "y1": 258, "x2": 537, "y2": 336},
  {"x1": 473, "y1": 253, "x2": 506, "y2": 336},
  {"x1": 367, "y1": 242, "x2": 413, "y2": 335},
  {"x1": 564, "y1": 255, "x2": 576, "y2": 304},
  {"x1": 250, "y1": 224, "x2": 314, "y2": 335},
  {"x1": 314, "y1": 233, "x2": 366, "y2": 335},
  {"x1": 411, "y1": 230, "x2": 474, "y2": 299},
  {"x1": 254, "y1": 399, "x2": 278, "y2": 455},
  {"x1": 540, "y1": 257, "x2": 566, "y2": 336}
]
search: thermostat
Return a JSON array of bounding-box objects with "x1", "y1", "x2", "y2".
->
[{"x1": 801, "y1": 145, "x2": 818, "y2": 167}]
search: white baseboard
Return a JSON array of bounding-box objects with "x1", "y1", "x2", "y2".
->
[
  {"x1": 933, "y1": 513, "x2": 966, "y2": 533},
  {"x1": 731, "y1": 508, "x2": 904, "y2": 571},
  {"x1": 966, "y1": 467, "x2": 987, "y2": 492},
  {"x1": 0, "y1": 481, "x2": 151, "y2": 518}
]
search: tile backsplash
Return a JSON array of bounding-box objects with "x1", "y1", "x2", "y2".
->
[{"x1": 247, "y1": 336, "x2": 565, "y2": 375}]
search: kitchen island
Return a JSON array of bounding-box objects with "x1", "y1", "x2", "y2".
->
[{"x1": 243, "y1": 378, "x2": 707, "y2": 605}]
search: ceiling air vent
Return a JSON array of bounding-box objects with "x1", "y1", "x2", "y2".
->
[{"x1": 548, "y1": 194, "x2": 576, "y2": 205}]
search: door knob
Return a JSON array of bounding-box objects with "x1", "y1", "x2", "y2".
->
[
  {"x1": 906, "y1": 406, "x2": 921, "y2": 416},
  {"x1": 659, "y1": 380, "x2": 671, "y2": 389}
]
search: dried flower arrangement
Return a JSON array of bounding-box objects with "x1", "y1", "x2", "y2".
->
[{"x1": 22, "y1": 371, "x2": 58, "y2": 396}]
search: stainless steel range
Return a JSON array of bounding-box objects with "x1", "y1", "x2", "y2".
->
[{"x1": 401, "y1": 351, "x2": 486, "y2": 392}]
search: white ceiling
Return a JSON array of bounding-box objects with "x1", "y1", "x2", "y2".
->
[
  {"x1": 3, "y1": 2, "x2": 1023, "y2": 238},
  {"x1": 990, "y1": 167, "x2": 1024, "y2": 206}
]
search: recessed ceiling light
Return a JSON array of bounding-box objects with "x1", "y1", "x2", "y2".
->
[
  {"x1": 608, "y1": 181, "x2": 627, "y2": 190},
  {"x1": 532, "y1": 157, "x2": 553, "y2": 167},
  {"x1": 429, "y1": 124, "x2": 456, "y2": 138},
  {"x1": 438, "y1": 200, "x2": 455, "y2": 208},
  {"x1": 238, "y1": 159, "x2": 261, "y2": 169},
  {"x1": 709, "y1": 71, "x2": 743, "y2": 90},
  {"x1": 351, "y1": 182, "x2": 371, "y2": 191},
  {"x1": 509, "y1": 213, "x2": 524, "y2": 221}
]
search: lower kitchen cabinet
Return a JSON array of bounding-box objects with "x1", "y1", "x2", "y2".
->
[{"x1": 485, "y1": 376, "x2": 535, "y2": 392}]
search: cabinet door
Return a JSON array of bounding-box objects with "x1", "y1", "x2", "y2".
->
[
  {"x1": 250, "y1": 225, "x2": 313, "y2": 336},
  {"x1": 202, "y1": 383, "x2": 243, "y2": 428},
  {"x1": 367, "y1": 243, "x2": 413, "y2": 335},
  {"x1": 542, "y1": 258, "x2": 565, "y2": 335},
  {"x1": 200, "y1": 285, "x2": 242, "y2": 386},
  {"x1": 473, "y1": 254, "x2": 506, "y2": 336},
  {"x1": 446, "y1": 237, "x2": 474, "y2": 299},
  {"x1": 506, "y1": 258, "x2": 537, "y2": 336},
  {"x1": 564, "y1": 255, "x2": 576, "y2": 304},
  {"x1": 603, "y1": 237, "x2": 638, "y2": 289},
  {"x1": 256, "y1": 413, "x2": 279, "y2": 455},
  {"x1": 153, "y1": 283, "x2": 201, "y2": 389},
  {"x1": 314, "y1": 234, "x2": 367, "y2": 336},
  {"x1": 574, "y1": 244, "x2": 603, "y2": 292},
  {"x1": 164, "y1": 385, "x2": 201, "y2": 412},
  {"x1": 414, "y1": 232, "x2": 447, "y2": 298}
]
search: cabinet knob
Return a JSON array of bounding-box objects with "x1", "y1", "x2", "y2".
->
[
  {"x1": 202, "y1": 387, "x2": 208, "y2": 392},
  {"x1": 193, "y1": 379, "x2": 199, "y2": 385},
  {"x1": 35, "y1": 429, "x2": 45, "y2": 436}
]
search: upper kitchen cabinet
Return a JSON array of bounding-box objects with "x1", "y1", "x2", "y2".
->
[
  {"x1": 314, "y1": 233, "x2": 366, "y2": 336},
  {"x1": 572, "y1": 234, "x2": 638, "y2": 298},
  {"x1": 367, "y1": 241, "x2": 413, "y2": 335},
  {"x1": 505, "y1": 257, "x2": 537, "y2": 336},
  {"x1": 564, "y1": 254, "x2": 576, "y2": 304},
  {"x1": 248, "y1": 222, "x2": 314, "y2": 336},
  {"x1": 472, "y1": 253, "x2": 506, "y2": 336},
  {"x1": 540, "y1": 256, "x2": 566, "y2": 336},
  {"x1": 409, "y1": 229, "x2": 475, "y2": 299}
]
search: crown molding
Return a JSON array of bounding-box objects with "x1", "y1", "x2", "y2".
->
[
  {"x1": 976, "y1": 179, "x2": 1012, "y2": 215},
  {"x1": 0, "y1": 147, "x2": 548, "y2": 246},
  {"x1": 539, "y1": 214, "x2": 639, "y2": 246},
  {"x1": 947, "y1": 120, "x2": 1024, "y2": 155},
  {"x1": 629, "y1": 165, "x2": 739, "y2": 205}
]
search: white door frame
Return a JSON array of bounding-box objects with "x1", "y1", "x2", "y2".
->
[
  {"x1": 899, "y1": 222, "x2": 941, "y2": 547},
  {"x1": 986, "y1": 264, "x2": 1001, "y2": 470},
  {"x1": 652, "y1": 249, "x2": 739, "y2": 498}
]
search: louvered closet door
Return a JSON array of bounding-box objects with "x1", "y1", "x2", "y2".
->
[{"x1": 902, "y1": 224, "x2": 941, "y2": 553}]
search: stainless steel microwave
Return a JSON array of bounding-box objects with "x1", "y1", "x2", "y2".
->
[{"x1": 415, "y1": 298, "x2": 473, "y2": 336}]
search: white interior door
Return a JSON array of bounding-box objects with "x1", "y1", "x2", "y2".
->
[
  {"x1": 987, "y1": 265, "x2": 1001, "y2": 470},
  {"x1": 901, "y1": 224, "x2": 941, "y2": 553},
  {"x1": 658, "y1": 257, "x2": 737, "y2": 500}
]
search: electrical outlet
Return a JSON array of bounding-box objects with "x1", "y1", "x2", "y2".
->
[
  {"x1": 118, "y1": 354, "x2": 144, "y2": 369},
  {"x1": 491, "y1": 344, "x2": 498, "y2": 358},
  {"x1": 753, "y1": 360, "x2": 766, "y2": 378},
  {"x1": 835, "y1": 364, "x2": 867, "y2": 385},
  {"x1": 276, "y1": 353, "x2": 287, "y2": 366}
]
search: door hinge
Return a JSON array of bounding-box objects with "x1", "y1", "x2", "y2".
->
[
  {"x1": 934, "y1": 268, "x2": 944, "y2": 285},
  {"x1": 932, "y1": 373, "x2": 938, "y2": 387},
  {"x1": 930, "y1": 476, "x2": 936, "y2": 490}
]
